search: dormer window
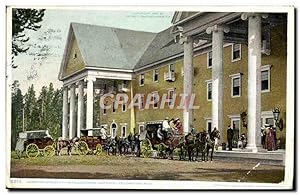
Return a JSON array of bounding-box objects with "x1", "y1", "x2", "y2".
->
[{"x1": 73, "y1": 52, "x2": 77, "y2": 59}]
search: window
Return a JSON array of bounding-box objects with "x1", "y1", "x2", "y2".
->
[
  {"x1": 153, "y1": 69, "x2": 159, "y2": 82},
  {"x1": 103, "y1": 101, "x2": 107, "y2": 115},
  {"x1": 232, "y1": 44, "x2": 241, "y2": 62},
  {"x1": 207, "y1": 81, "x2": 212, "y2": 101},
  {"x1": 152, "y1": 92, "x2": 159, "y2": 109},
  {"x1": 207, "y1": 51, "x2": 212, "y2": 68},
  {"x1": 121, "y1": 126, "x2": 126, "y2": 138},
  {"x1": 261, "y1": 111, "x2": 275, "y2": 127},
  {"x1": 139, "y1": 125, "x2": 145, "y2": 134},
  {"x1": 261, "y1": 70, "x2": 270, "y2": 92},
  {"x1": 206, "y1": 119, "x2": 212, "y2": 132},
  {"x1": 169, "y1": 64, "x2": 175, "y2": 73},
  {"x1": 112, "y1": 101, "x2": 116, "y2": 113},
  {"x1": 73, "y1": 52, "x2": 77, "y2": 59},
  {"x1": 122, "y1": 101, "x2": 126, "y2": 112},
  {"x1": 111, "y1": 122, "x2": 117, "y2": 138},
  {"x1": 139, "y1": 95, "x2": 144, "y2": 110},
  {"x1": 230, "y1": 73, "x2": 241, "y2": 97},
  {"x1": 140, "y1": 74, "x2": 145, "y2": 86},
  {"x1": 168, "y1": 89, "x2": 175, "y2": 107}
]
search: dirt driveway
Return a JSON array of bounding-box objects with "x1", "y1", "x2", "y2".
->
[{"x1": 10, "y1": 155, "x2": 284, "y2": 183}]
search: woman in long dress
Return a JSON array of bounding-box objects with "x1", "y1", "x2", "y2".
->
[{"x1": 266, "y1": 126, "x2": 276, "y2": 151}]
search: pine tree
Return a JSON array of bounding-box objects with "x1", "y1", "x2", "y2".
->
[
  {"x1": 24, "y1": 84, "x2": 39, "y2": 131},
  {"x1": 11, "y1": 81, "x2": 23, "y2": 149},
  {"x1": 12, "y1": 8, "x2": 45, "y2": 57}
]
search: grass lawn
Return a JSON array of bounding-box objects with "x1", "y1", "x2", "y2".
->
[{"x1": 10, "y1": 153, "x2": 285, "y2": 183}]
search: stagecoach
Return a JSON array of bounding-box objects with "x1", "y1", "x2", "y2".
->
[
  {"x1": 15, "y1": 130, "x2": 56, "y2": 158},
  {"x1": 140, "y1": 121, "x2": 183, "y2": 158},
  {"x1": 75, "y1": 128, "x2": 106, "y2": 156}
]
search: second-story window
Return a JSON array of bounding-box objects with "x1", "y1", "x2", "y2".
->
[
  {"x1": 140, "y1": 74, "x2": 145, "y2": 86},
  {"x1": 207, "y1": 81, "x2": 212, "y2": 101},
  {"x1": 232, "y1": 44, "x2": 241, "y2": 62},
  {"x1": 168, "y1": 89, "x2": 175, "y2": 107},
  {"x1": 207, "y1": 51, "x2": 212, "y2": 68},
  {"x1": 122, "y1": 101, "x2": 126, "y2": 112},
  {"x1": 112, "y1": 101, "x2": 116, "y2": 113},
  {"x1": 152, "y1": 92, "x2": 159, "y2": 109},
  {"x1": 261, "y1": 69, "x2": 270, "y2": 92},
  {"x1": 139, "y1": 94, "x2": 144, "y2": 110},
  {"x1": 153, "y1": 69, "x2": 159, "y2": 82},
  {"x1": 231, "y1": 76, "x2": 241, "y2": 97}
]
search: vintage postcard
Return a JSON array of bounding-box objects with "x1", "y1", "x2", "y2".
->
[{"x1": 5, "y1": 5, "x2": 295, "y2": 190}]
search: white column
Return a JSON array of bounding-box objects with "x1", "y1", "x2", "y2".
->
[
  {"x1": 62, "y1": 86, "x2": 69, "y2": 139},
  {"x1": 69, "y1": 84, "x2": 76, "y2": 139},
  {"x1": 206, "y1": 25, "x2": 229, "y2": 142},
  {"x1": 181, "y1": 36, "x2": 194, "y2": 135},
  {"x1": 77, "y1": 80, "x2": 84, "y2": 137},
  {"x1": 241, "y1": 13, "x2": 266, "y2": 152},
  {"x1": 85, "y1": 76, "x2": 96, "y2": 136}
]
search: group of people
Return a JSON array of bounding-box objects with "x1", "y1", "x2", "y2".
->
[
  {"x1": 227, "y1": 125, "x2": 247, "y2": 151},
  {"x1": 261, "y1": 124, "x2": 278, "y2": 151},
  {"x1": 227, "y1": 123, "x2": 279, "y2": 151},
  {"x1": 157, "y1": 117, "x2": 183, "y2": 141}
]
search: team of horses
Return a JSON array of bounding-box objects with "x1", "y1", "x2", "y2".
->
[
  {"x1": 55, "y1": 127, "x2": 220, "y2": 162},
  {"x1": 55, "y1": 133, "x2": 142, "y2": 157}
]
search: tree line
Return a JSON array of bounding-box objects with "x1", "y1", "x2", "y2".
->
[{"x1": 11, "y1": 81, "x2": 62, "y2": 149}]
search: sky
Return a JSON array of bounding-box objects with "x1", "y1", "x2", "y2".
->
[{"x1": 12, "y1": 8, "x2": 174, "y2": 93}]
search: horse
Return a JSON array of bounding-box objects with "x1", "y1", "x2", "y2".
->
[
  {"x1": 56, "y1": 137, "x2": 79, "y2": 156},
  {"x1": 104, "y1": 136, "x2": 118, "y2": 155},
  {"x1": 194, "y1": 131, "x2": 208, "y2": 161},
  {"x1": 119, "y1": 137, "x2": 131, "y2": 155},
  {"x1": 185, "y1": 133, "x2": 196, "y2": 161},
  {"x1": 203, "y1": 129, "x2": 220, "y2": 162}
]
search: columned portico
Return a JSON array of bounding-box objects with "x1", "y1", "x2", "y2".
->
[
  {"x1": 206, "y1": 25, "x2": 229, "y2": 141},
  {"x1": 69, "y1": 84, "x2": 76, "y2": 139},
  {"x1": 242, "y1": 13, "x2": 267, "y2": 152},
  {"x1": 62, "y1": 86, "x2": 69, "y2": 139},
  {"x1": 181, "y1": 35, "x2": 194, "y2": 134},
  {"x1": 85, "y1": 76, "x2": 96, "y2": 136},
  {"x1": 77, "y1": 80, "x2": 84, "y2": 137}
]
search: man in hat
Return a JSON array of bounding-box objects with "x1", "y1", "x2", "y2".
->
[{"x1": 227, "y1": 125, "x2": 234, "y2": 151}]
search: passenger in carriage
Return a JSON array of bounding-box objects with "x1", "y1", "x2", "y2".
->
[
  {"x1": 157, "y1": 125, "x2": 164, "y2": 141},
  {"x1": 174, "y1": 118, "x2": 183, "y2": 135},
  {"x1": 162, "y1": 117, "x2": 170, "y2": 131},
  {"x1": 100, "y1": 126, "x2": 107, "y2": 140}
]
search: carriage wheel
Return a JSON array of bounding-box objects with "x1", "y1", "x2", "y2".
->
[
  {"x1": 26, "y1": 143, "x2": 39, "y2": 158},
  {"x1": 95, "y1": 144, "x2": 104, "y2": 156},
  {"x1": 76, "y1": 141, "x2": 89, "y2": 156},
  {"x1": 44, "y1": 145, "x2": 55, "y2": 157},
  {"x1": 140, "y1": 139, "x2": 152, "y2": 158}
]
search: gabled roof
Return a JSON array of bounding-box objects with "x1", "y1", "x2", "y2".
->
[
  {"x1": 72, "y1": 22, "x2": 156, "y2": 69},
  {"x1": 171, "y1": 11, "x2": 199, "y2": 24},
  {"x1": 59, "y1": 23, "x2": 156, "y2": 80},
  {"x1": 135, "y1": 27, "x2": 183, "y2": 69}
]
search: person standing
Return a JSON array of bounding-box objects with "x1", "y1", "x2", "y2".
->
[{"x1": 227, "y1": 125, "x2": 234, "y2": 151}]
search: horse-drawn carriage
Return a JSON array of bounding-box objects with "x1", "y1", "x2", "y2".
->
[
  {"x1": 15, "y1": 130, "x2": 56, "y2": 158},
  {"x1": 139, "y1": 121, "x2": 183, "y2": 158},
  {"x1": 75, "y1": 128, "x2": 106, "y2": 156}
]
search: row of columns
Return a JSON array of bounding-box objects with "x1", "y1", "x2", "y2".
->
[
  {"x1": 181, "y1": 13, "x2": 265, "y2": 152},
  {"x1": 62, "y1": 77, "x2": 95, "y2": 139}
]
